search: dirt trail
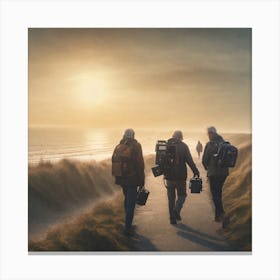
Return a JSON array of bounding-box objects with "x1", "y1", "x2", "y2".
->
[{"x1": 133, "y1": 159, "x2": 232, "y2": 251}]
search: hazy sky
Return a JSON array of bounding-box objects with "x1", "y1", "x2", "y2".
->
[{"x1": 29, "y1": 28, "x2": 251, "y2": 132}]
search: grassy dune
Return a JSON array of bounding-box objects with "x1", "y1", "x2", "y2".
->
[
  {"x1": 28, "y1": 159, "x2": 116, "y2": 235},
  {"x1": 221, "y1": 134, "x2": 252, "y2": 251},
  {"x1": 29, "y1": 195, "x2": 137, "y2": 251}
]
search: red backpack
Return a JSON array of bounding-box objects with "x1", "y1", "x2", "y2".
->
[{"x1": 112, "y1": 141, "x2": 135, "y2": 177}]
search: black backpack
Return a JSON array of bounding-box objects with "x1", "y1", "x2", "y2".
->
[
  {"x1": 161, "y1": 143, "x2": 179, "y2": 177},
  {"x1": 216, "y1": 141, "x2": 238, "y2": 168}
]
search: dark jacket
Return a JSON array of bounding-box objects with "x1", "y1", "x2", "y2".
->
[
  {"x1": 164, "y1": 138, "x2": 199, "y2": 181},
  {"x1": 202, "y1": 133, "x2": 229, "y2": 177},
  {"x1": 115, "y1": 138, "x2": 145, "y2": 187}
]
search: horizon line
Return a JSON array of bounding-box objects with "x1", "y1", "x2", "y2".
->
[{"x1": 28, "y1": 124, "x2": 251, "y2": 134}]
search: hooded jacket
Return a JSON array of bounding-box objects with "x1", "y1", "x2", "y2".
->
[
  {"x1": 114, "y1": 138, "x2": 145, "y2": 187},
  {"x1": 164, "y1": 138, "x2": 199, "y2": 181},
  {"x1": 202, "y1": 133, "x2": 229, "y2": 177}
]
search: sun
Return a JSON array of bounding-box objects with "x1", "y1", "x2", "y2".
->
[
  {"x1": 80, "y1": 79, "x2": 105, "y2": 104},
  {"x1": 74, "y1": 73, "x2": 108, "y2": 107}
]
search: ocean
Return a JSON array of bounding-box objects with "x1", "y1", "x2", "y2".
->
[{"x1": 28, "y1": 127, "x2": 208, "y2": 164}]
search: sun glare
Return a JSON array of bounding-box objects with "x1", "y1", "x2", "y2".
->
[{"x1": 75, "y1": 73, "x2": 108, "y2": 107}]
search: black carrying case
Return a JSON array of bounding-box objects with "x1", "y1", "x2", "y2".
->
[
  {"x1": 151, "y1": 165, "x2": 163, "y2": 177},
  {"x1": 136, "y1": 187, "x2": 150, "y2": 206},
  {"x1": 189, "y1": 177, "x2": 202, "y2": 193}
]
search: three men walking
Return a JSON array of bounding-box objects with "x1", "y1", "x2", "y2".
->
[{"x1": 112, "y1": 127, "x2": 233, "y2": 236}]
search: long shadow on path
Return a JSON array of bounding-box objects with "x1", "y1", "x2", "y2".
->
[
  {"x1": 175, "y1": 223, "x2": 232, "y2": 251},
  {"x1": 131, "y1": 233, "x2": 158, "y2": 251}
]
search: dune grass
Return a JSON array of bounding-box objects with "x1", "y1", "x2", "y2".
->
[
  {"x1": 28, "y1": 159, "x2": 115, "y2": 232},
  {"x1": 221, "y1": 135, "x2": 252, "y2": 251},
  {"x1": 29, "y1": 194, "x2": 137, "y2": 251}
]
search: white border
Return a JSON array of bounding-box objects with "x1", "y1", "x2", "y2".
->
[{"x1": 1, "y1": 0, "x2": 280, "y2": 280}]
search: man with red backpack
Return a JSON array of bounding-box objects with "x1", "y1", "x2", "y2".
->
[{"x1": 112, "y1": 129, "x2": 145, "y2": 236}]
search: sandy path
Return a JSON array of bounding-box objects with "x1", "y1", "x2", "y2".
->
[{"x1": 133, "y1": 159, "x2": 232, "y2": 251}]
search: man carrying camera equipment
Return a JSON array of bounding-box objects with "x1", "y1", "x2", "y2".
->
[
  {"x1": 164, "y1": 130, "x2": 200, "y2": 225},
  {"x1": 202, "y1": 126, "x2": 237, "y2": 224},
  {"x1": 112, "y1": 129, "x2": 145, "y2": 236}
]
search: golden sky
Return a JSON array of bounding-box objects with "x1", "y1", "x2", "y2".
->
[{"x1": 28, "y1": 28, "x2": 251, "y2": 132}]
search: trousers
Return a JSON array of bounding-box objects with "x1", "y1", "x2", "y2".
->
[
  {"x1": 166, "y1": 180, "x2": 187, "y2": 220},
  {"x1": 122, "y1": 185, "x2": 138, "y2": 229}
]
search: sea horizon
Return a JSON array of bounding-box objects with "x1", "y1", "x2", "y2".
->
[{"x1": 28, "y1": 126, "x2": 251, "y2": 164}]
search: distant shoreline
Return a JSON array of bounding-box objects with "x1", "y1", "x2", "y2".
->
[{"x1": 28, "y1": 132, "x2": 251, "y2": 166}]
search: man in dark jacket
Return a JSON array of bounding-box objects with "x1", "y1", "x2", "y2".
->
[
  {"x1": 202, "y1": 126, "x2": 229, "y2": 222},
  {"x1": 165, "y1": 130, "x2": 200, "y2": 225},
  {"x1": 112, "y1": 128, "x2": 145, "y2": 236}
]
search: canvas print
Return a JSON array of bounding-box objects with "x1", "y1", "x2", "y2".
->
[{"x1": 28, "y1": 28, "x2": 252, "y2": 252}]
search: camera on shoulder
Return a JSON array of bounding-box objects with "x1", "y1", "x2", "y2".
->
[{"x1": 151, "y1": 140, "x2": 177, "y2": 177}]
